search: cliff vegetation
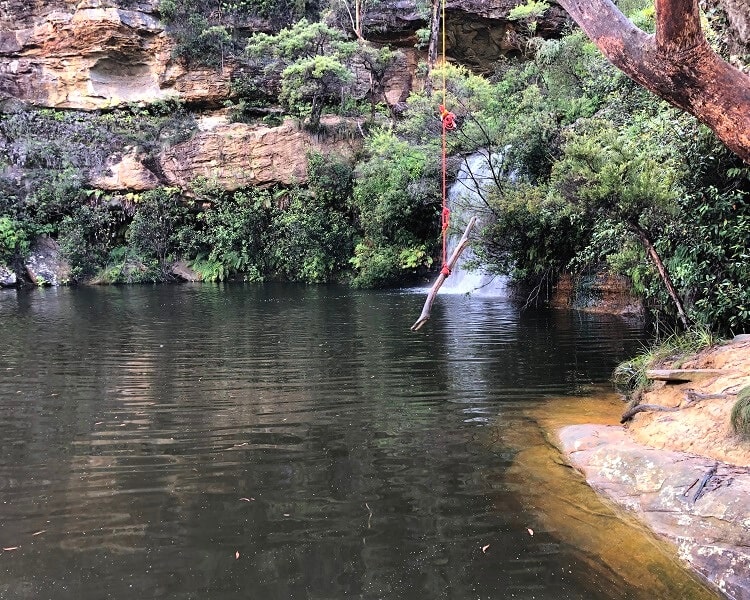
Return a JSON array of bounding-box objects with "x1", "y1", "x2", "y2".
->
[{"x1": 0, "y1": 0, "x2": 749, "y2": 335}]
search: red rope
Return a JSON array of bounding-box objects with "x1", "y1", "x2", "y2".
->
[
  {"x1": 439, "y1": 105, "x2": 455, "y2": 277},
  {"x1": 438, "y1": 0, "x2": 455, "y2": 278}
]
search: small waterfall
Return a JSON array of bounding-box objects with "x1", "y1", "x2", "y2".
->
[{"x1": 439, "y1": 151, "x2": 507, "y2": 296}]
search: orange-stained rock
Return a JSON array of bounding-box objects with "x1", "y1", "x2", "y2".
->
[
  {"x1": 551, "y1": 272, "x2": 644, "y2": 317},
  {"x1": 0, "y1": 1, "x2": 231, "y2": 109},
  {"x1": 627, "y1": 337, "x2": 750, "y2": 466},
  {"x1": 92, "y1": 150, "x2": 160, "y2": 191},
  {"x1": 159, "y1": 117, "x2": 359, "y2": 190}
]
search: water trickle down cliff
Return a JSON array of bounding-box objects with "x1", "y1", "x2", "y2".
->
[{"x1": 440, "y1": 151, "x2": 507, "y2": 296}]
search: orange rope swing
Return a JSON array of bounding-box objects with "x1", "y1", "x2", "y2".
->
[
  {"x1": 438, "y1": 0, "x2": 456, "y2": 277},
  {"x1": 410, "y1": 2, "x2": 478, "y2": 331}
]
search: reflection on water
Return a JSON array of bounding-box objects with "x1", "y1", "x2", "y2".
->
[{"x1": 0, "y1": 284, "x2": 718, "y2": 599}]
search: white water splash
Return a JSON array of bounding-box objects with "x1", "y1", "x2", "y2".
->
[{"x1": 439, "y1": 151, "x2": 507, "y2": 297}]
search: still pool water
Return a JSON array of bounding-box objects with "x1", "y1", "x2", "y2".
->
[{"x1": 0, "y1": 284, "x2": 718, "y2": 599}]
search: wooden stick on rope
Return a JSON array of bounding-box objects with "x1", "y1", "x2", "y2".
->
[{"x1": 410, "y1": 216, "x2": 477, "y2": 331}]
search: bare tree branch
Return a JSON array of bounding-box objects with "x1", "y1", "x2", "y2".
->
[
  {"x1": 411, "y1": 216, "x2": 477, "y2": 331},
  {"x1": 557, "y1": 0, "x2": 750, "y2": 162}
]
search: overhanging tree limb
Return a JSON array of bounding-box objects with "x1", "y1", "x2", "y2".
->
[{"x1": 556, "y1": 0, "x2": 750, "y2": 162}]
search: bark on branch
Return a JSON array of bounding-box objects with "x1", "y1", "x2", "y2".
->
[
  {"x1": 620, "y1": 403, "x2": 680, "y2": 423},
  {"x1": 410, "y1": 216, "x2": 477, "y2": 331},
  {"x1": 633, "y1": 225, "x2": 689, "y2": 329},
  {"x1": 556, "y1": 0, "x2": 750, "y2": 162}
]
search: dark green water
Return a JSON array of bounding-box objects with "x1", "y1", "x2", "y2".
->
[{"x1": 0, "y1": 284, "x2": 712, "y2": 599}]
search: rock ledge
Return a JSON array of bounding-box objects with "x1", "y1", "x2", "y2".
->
[{"x1": 557, "y1": 424, "x2": 749, "y2": 600}]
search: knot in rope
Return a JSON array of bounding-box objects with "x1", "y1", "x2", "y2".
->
[
  {"x1": 441, "y1": 206, "x2": 451, "y2": 231},
  {"x1": 438, "y1": 104, "x2": 456, "y2": 131}
]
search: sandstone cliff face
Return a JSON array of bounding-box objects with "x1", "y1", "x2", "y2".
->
[
  {"x1": 88, "y1": 114, "x2": 361, "y2": 192},
  {"x1": 0, "y1": 0, "x2": 571, "y2": 112},
  {"x1": 368, "y1": 0, "x2": 569, "y2": 72},
  {"x1": 0, "y1": 0, "x2": 232, "y2": 110},
  {"x1": 159, "y1": 115, "x2": 360, "y2": 191},
  {"x1": 3, "y1": 0, "x2": 748, "y2": 112},
  {"x1": 0, "y1": 0, "x2": 571, "y2": 195}
]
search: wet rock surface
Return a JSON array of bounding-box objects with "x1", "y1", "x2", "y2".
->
[
  {"x1": 24, "y1": 236, "x2": 71, "y2": 286},
  {"x1": 558, "y1": 425, "x2": 750, "y2": 600},
  {"x1": 557, "y1": 337, "x2": 750, "y2": 600},
  {"x1": 0, "y1": 264, "x2": 17, "y2": 287}
]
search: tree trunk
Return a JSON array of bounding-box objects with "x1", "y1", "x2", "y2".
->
[
  {"x1": 556, "y1": 0, "x2": 750, "y2": 162},
  {"x1": 424, "y1": 0, "x2": 442, "y2": 97},
  {"x1": 633, "y1": 224, "x2": 690, "y2": 329},
  {"x1": 355, "y1": 0, "x2": 363, "y2": 41}
]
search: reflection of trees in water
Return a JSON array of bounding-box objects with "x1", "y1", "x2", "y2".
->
[{"x1": 0, "y1": 285, "x2": 649, "y2": 599}]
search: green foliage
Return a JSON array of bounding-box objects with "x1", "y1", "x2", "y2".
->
[
  {"x1": 349, "y1": 128, "x2": 439, "y2": 287},
  {"x1": 552, "y1": 120, "x2": 682, "y2": 228},
  {"x1": 190, "y1": 256, "x2": 233, "y2": 282},
  {"x1": 247, "y1": 19, "x2": 349, "y2": 71},
  {"x1": 94, "y1": 246, "x2": 160, "y2": 285},
  {"x1": 267, "y1": 189, "x2": 355, "y2": 283},
  {"x1": 355, "y1": 44, "x2": 404, "y2": 113},
  {"x1": 280, "y1": 55, "x2": 353, "y2": 127},
  {"x1": 127, "y1": 187, "x2": 198, "y2": 276},
  {"x1": 221, "y1": 0, "x2": 310, "y2": 27},
  {"x1": 0, "y1": 104, "x2": 194, "y2": 227},
  {"x1": 508, "y1": 0, "x2": 549, "y2": 35},
  {"x1": 173, "y1": 19, "x2": 232, "y2": 69},
  {"x1": 348, "y1": 243, "x2": 400, "y2": 288},
  {"x1": 476, "y1": 183, "x2": 588, "y2": 285},
  {"x1": 246, "y1": 19, "x2": 355, "y2": 129},
  {"x1": 353, "y1": 128, "x2": 438, "y2": 243},
  {"x1": 307, "y1": 151, "x2": 353, "y2": 208},
  {"x1": 730, "y1": 386, "x2": 750, "y2": 438},
  {"x1": 612, "y1": 327, "x2": 718, "y2": 400},
  {"x1": 58, "y1": 202, "x2": 128, "y2": 281},
  {"x1": 0, "y1": 216, "x2": 29, "y2": 264},
  {"x1": 190, "y1": 180, "x2": 272, "y2": 282},
  {"x1": 1, "y1": 0, "x2": 748, "y2": 327},
  {"x1": 508, "y1": 0, "x2": 549, "y2": 20},
  {"x1": 159, "y1": 0, "x2": 312, "y2": 68},
  {"x1": 399, "y1": 245, "x2": 432, "y2": 270},
  {"x1": 399, "y1": 63, "x2": 504, "y2": 155},
  {"x1": 678, "y1": 186, "x2": 750, "y2": 332},
  {"x1": 23, "y1": 168, "x2": 86, "y2": 232}
]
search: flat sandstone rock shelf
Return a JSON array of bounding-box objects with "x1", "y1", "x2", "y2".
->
[{"x1": 557, "y1": 336, "x2": 750, "y2": 600}]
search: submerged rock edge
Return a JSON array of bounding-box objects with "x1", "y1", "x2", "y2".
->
[{"x1": 556, "y1": 423, "x2": 750, "y2": 600}]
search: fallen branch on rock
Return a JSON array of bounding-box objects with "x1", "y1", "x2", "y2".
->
[
  {"x1": 621, "y1": 385, "x2": 744, "y2": 423},
  {"x1": 620, "y1": 404, "x2": 680, "y2": 423},
  {"x1": 690, "y1": 465, "x2": 717, "y2": 504}
]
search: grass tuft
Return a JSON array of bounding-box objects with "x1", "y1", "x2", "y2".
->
[
  {"x1": 612, "y1": 325, "x2": 719, "y2": 402},
  {"x1": 730, "y1": 386, "x2": 750, "y2": 438}
]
